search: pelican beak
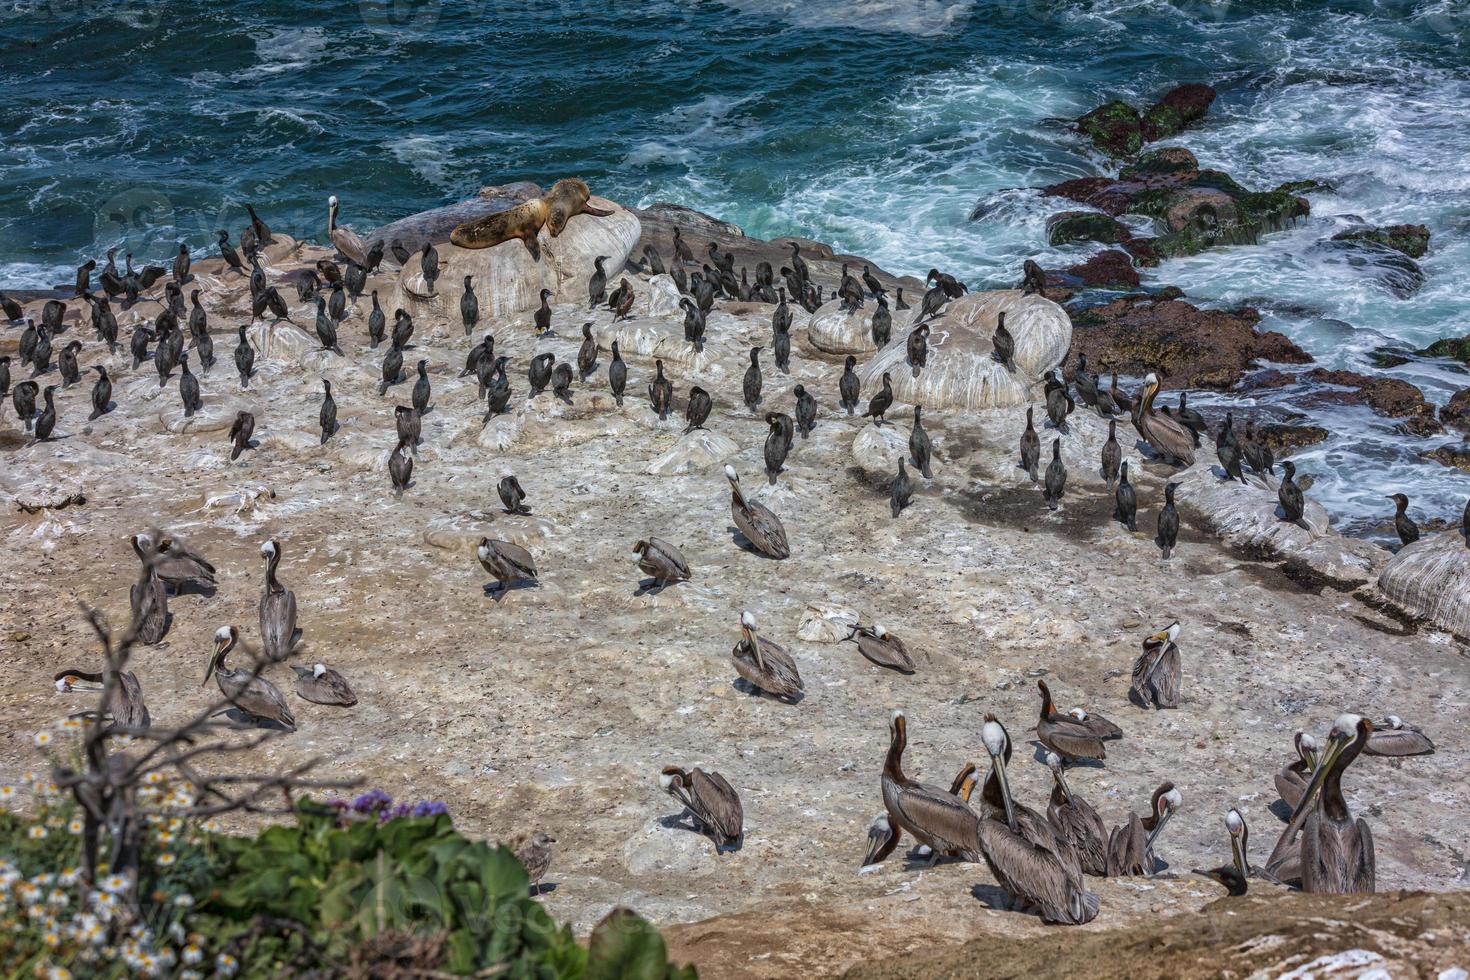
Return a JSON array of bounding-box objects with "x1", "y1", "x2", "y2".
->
[
  {"x1": 1288, "y1": 731, "x2": 1349, "y2": 823},
  {"x1": 863, "y1": 822, "x2": 894, "y2": 867},
  {"x1": 1145, "y1": 803, "x2": 1175, "y2": 852},
  {"x1": 1055, "y1": 767, "x2": 1076, "y2": 808},
  {"x1": 992, "y1": 750, "x2": 1018, "y2": 833},
  {"x1": 1229, "y1": 829, "x2": 1247, "y2": 878},
  {"x1": 202, "y1": 645, "x2": 221, "y2": 687}
]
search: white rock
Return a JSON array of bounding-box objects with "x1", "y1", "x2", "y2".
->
[
  {"x1": 1377, "y1": 531, "x2": 1470, "y2": 636},
  {"x1": 647, "y1": 428, "x2": 740, "y2": 475},
  {"x1": 807, "y1": 299, "x2": 884, "y2": 355},
  {"x1": 857, "y1": 289, "x2": 1071, "y2": 410},
  {"x1": 851, "y1": 422, "x2": 909, "y2": 473}
]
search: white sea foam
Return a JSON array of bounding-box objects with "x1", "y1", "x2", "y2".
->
[{"x1": 715, "y1": 0, "x2": 975, "y2": 36}]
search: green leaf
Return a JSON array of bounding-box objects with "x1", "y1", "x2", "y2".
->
[{"x1": 586, "y1": 907, "x2": 687, "y2": 980}]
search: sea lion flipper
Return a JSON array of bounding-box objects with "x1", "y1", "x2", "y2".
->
[{"x1": 581, "y1": 203, "x2": 614, "y2": 217}]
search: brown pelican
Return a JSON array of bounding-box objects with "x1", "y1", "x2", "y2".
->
[
  {"x1": 205, "y1": 626, "x2": 295, "y2": 730},
  {"x1": 731, "y1": 611, "x2": 802, "y2": 700},
  {"x1": 1036, "y1": 681, "x2": 1106, "y2": 763},
  {"x1": 129, "y1": 534, "x2": 170, "y2": 645},
  {"x1": 258, "y1": 540, "x2": 297, "y2": 661},
  {"x1": 1364, "y1": 716, "x2": 1434, "y2": 757},
  {"x1": 871, "y1": 711, "x2": 981, "y2": 867},
  {"x1": 1131, "y1": 621, "x2": 1181, "y2": 708},
  {"x1": 725, "y1": 464, "x2": 790, "y2": 559},
  {"x1": 1292, "y1": 714, "x2": 1375, "y2": 893},
  {"x1": 136, "y1": 532, "x2": 216, "y2": 593},
  {"x1": 509, "y1": 832, "x2": 556, "y2": 888},
  {"x1": 845, "y1": 624, "x2": 915, "y2": 673},
  {"x1": 1064, "y1": 707, "x2": 1123, "y2": 741},
  {"x1": 1043, "y1": 752, "x2": 1107, "y2": 876},
  {"x1": 326, "y1": 196, "x2": 370, "y2": 267},
  {"x1": 291, "y1": 663, "x2": 357, "y2": 707},
  {"x1": 1224, "y1": 808, "x2": 1253, "y2": 879},
  {"x1": 633, "y1": 537, "x2": 691, "y2": 587},
  {"x1": 863, "y1": 813, "x2": 897, "y2": 867},
  {"x1": 1133, "y1": 373, "x2": 1196, "y2": 466},
  {"x1": 1275, "y1": 732, "x2": 1318, "y2": 811},
  {"x1": 477, "y1": 538, "x2": 538, "y2": 598},
  {"x1": 974, "y1": 716, "x2": 1098, "y2": 924},
  {"x1": 661, "y1": 766, "x2": 743, "y2": 853},
  {"x1": 54, "y1": 667, "x2": 150, "y2": 730},
  {"x1": 1106, "y1": 782, "x2": 1181, "y2": 876}
]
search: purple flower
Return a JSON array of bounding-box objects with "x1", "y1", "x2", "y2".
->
[
  {"x1": 351, "y1": 789, "x2": 393, "y2": 814},
  {"x1": 411, "y1": 801, "x2": 449, "y2": 818}
]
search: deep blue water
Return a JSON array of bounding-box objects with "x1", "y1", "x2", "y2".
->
[{"x1": 2, "y1": 0, "x2": 1468, "y2": 532}]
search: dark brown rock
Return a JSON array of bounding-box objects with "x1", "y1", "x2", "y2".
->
[
  {"x1": 1422, "y1": 443, "x2": 1470, "y2": 473},
  {"x1": 1066, "y1": 296, "x2": 1312, "y2": 389},
  {"x1": 1302, "y1": 368, "x2": 1443, "y2": 435},
  {"x1": 1440, "y1": 388, "x2": 1470, "y2": 433},
  {"x1": 1046, "y1": 211, "x2": 1132, "y2": 246},
  {"x1": 1259, "y1": 423, "x2": 1329, "y2": 452},
  {"x1": 1051, "y1": 250, "x2": 1140, "y2": 290},
  {"x1": 1039, "y1": 177, "x2": 1133, "y2": 216},
  {"x1": 1141, "y1": 83, "x2": 1217, "y2": 142}
]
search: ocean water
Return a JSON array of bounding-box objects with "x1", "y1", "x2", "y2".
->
[{"x1": 1, "y1": 0, "x2": 1467, "y2": 535}]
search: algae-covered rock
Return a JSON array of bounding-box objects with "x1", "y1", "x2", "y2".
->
[
  {"x1": 1046, "y1": 211, "x2": 1132, "y2": 247},
  {"x1": 1140, "y1": 83, "x2": 1217, "y2": 142},
  {"x1": 1332, "y1": 223, "x2": 1431, "y2": 259},
  {"x1": 1075, "y1": 99, "x2": 1143, "y2": 157}
]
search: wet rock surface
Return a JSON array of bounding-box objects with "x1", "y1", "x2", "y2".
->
[
  {"x1": 1065, "y1": 295, "x2": 1312, "y2": 389},
  {"x1": 1332, "y1": 222, "x2": 1431, "y2": 259},
  {"x1": 1073, "y1": 83, "x2": 1217, "y2": 157},
  {"x1": 1301, "y1": 368, "x2": 1443, "y2": 435}
]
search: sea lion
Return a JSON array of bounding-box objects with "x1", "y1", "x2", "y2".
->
[{"x1": 449, "y1": 179, "x2": 614, "y2": 256}]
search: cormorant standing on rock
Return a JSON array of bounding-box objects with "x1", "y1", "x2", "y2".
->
[
  {"x1": 578, "y1": 322, "x2": 598, "y2": 380},
  {"x1": 33, "y1": 386, "x2": 57, "y2": 441},
  {"x1": 794, "y1": 384, "x2": 816, "y2": 439},
  {"x1": 178, "y1": 354, "x2": 201, "y2": 417},
  {"x1": 412, "y1": 360, "x2": 431, "y2": 415},
  {"x1": 528, "y1": 352, "x2": 554, "y2": 398},
  {"x1": 609, "y1": 341, "x2": 627, "y2": 407},
  {"x1": 1157, "y1": 482, "x2": 1179, "y2": 558},
  {"x1": 461, "y1": 275, "x2": 479, "y2": 336},
  {"x1": 420, "y1": 242, "x2": 440, "y2": 295},
  {"x1": 685, "y1": 386, "x2": 711, "y2": 433},
  {"x1": 764, "y1": 413, "x2": 790, "y2": 485},
  {"x1": 498, "y1": 475, "x2": 528, "y2": 514},
  {"x1": 907, "y1": 324, "x2": 929, "y2": 378},
  {"x1": 389, "y1": 436, "x2": 413, "y2": 497},
  {"x1": 1277, "y1": 460, "x2": 1304, "y2": 525},
  {"x1": 89, "y1": 366, "x2": 111, "y2": 420},
  {"x1": 379, "y1": 345, "x2": 403, "y2": 396},
  {"x1": 319, "y1": 380, "x2": 336, "y2": 444},
  {"x1": 648, "y1": 359, "x2": 673, "y2": 420},
  {"x1": 910, "y1": 406, "x2": 933, "y2": 479},
  {"x1": 234, "y1": 327, "x2": 254, "y2": 388},
  {"x1": 1102, "y1": 420, "x2": 1121, "y2": 488},
  {"x1": 992, "y1": 313, "x2": 1015, "y2": 372},
  {"x1": 1020, "y1": 406, "x2": 1040, "y2": 483},
  {"x1": 863, "y1": 373, "x2": 893, "y2": 425},
  {"x1": 534, "y1": 288, "x2": 553, "y2": 336},
  {"x1": 228, "y1": 411, "x2": 254, "y2": 461},
  {"x1": 894, "y1": 287, "x2": 910, "y2": 311},
  {"x1": 1073, "y1": 353, "x2": 1098, "y2": 408},
  {"x1": 1388, "y1": 493, "x2": 1419, "y2": 546},
  {"x1": 1043, "y1": 437, "x2": 1066, "y2": 510},
  {"x1": 871, "y1": 294, "x2": 891, "y2": 347},
  {"x1": 368, "y1": 292, "x2": 385, "y2": 348},
  {"x1": 743, "y1": 347, "x2": 763, "y2": 411},
  {"x1": 551, "y1": 362, "x2": 574, "y2": 404},
  {"x1": 839, "y1": 356, "x2": 860, "y2": 415},
  {"x1": 588, "y1": 256, "x2": 608, "y2": 308},
  {"x1": 890, "y1": 459, "x2": 913, "y2": 517},
  {"x1": 1115, "y1": 461, "x2": 1137, "y2": 532}
]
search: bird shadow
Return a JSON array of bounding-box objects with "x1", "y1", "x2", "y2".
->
[
  {"x1": 726, "y1": 526, "x2": 782, "y2": 559},
  {"x1": 483, "y1": 579, "x2": 538, "y2": 601},
  {"x1": 730, "y1": 677, "x2": 804, "y2": 705},
  {"x1": 633, "y1": 577, "x2": 675, "y2": 597},
  {"x1": 213, "y1": 708, "x2": 294, "y2": 731},
  {"x1": 969, "y1": 883, "x2": 1021, "y2": 913},
  {"x1": 1027, "y1": 741, "x2": 1103, "y2": 769},
  {"x1": 1268, "y1": 799, "x2": 1293, "y2": 823},
  {"x1": 169, "y1": 581, "x2": 218, "y2": 599},
  {"x1": 529, "y1": 882, "x2": 557, "y2": 897},
  {"x1": 659, "y1": 811, "x2": 743, "y2": 854}
]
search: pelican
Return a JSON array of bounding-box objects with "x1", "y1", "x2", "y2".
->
[
  {"x1": 660, "y1": 766, "x2": 743, "y2": 853},
  {"x1": 1035, "y1": 680, "x2": 1106, "y2": 763},
  {"x1": 1043, "y1": 752, "x2": 1107, "y2": 876},
  {"x1": 1225, "y1": 808, "x2": 1252, "y2": 879},
  {"x1": 863, "y1": 813, "x2": 897, "y2": 867},
  {"x1": 1364, "y1": 715, "x2": 1434, "y2": 757},
  {"x1": 1194, "y1": 864, "x2": 1247, "y2": 896},
  {"x1": 633, "y1": 537, "x2": 691, "y2": 587},
  {"x1": 974, "y1": 716, "x2": 1098, "y2": 924},
  {"x1": 1275, "y1": 732, "x2": 1318, "y2": 811},
  {"x1": 1292, "y1": 714, "x2": 1375, "y2": 893},
  {"x1": 258, "y1": 540, "x2": 297, "y2": 661},
  {"x1": 731, "y1": 611, "x2": 803, "y2": 700},
  {"x1": 326, "y1": 196, "x2": 370, "y2": 267},
  {"x1": 725, "y1": 464, "x2": 790, "y2": 559},
  {"x1": 1064, "y1": 707, "x2": 1123, "y2": 741},
  {"x1": 1131, "y1": 621, "x2": 1181, "y2": 708},
  {"x1": 846, "y1": 624, "x2": 916, "y2": 673},
  {"x1": 872, "y1": 710, "x2": 981, "y2": 867},
  {"x1": 204, "y1": 626, "x2": 295, "y2": 729},
  {"x1": 477, "y1": 538, "x2": 537, "y2": 599},
  {"x1": 291, "y1": 663, "x2": 357, "y2": 707},
  {"x1": 129, "y1": 534, "x2": 170, "y2": 645},
  {"x1": 1106, "y1": 782, "x2": 1181, "y2": 876},
  {"x1": 136, "y1": 531, "x2": 216, "y2": 593},
  {"x1": 1133, "y1": 373, "x2": 1196, "y2": 466},
  {"x1": 54, "y1": 667, "x2": 150, "y2": 730}
]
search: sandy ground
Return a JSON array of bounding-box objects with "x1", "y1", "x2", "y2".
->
[{"x1": 2, "y1": 237, "x2": 1467, "y2": 976}]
